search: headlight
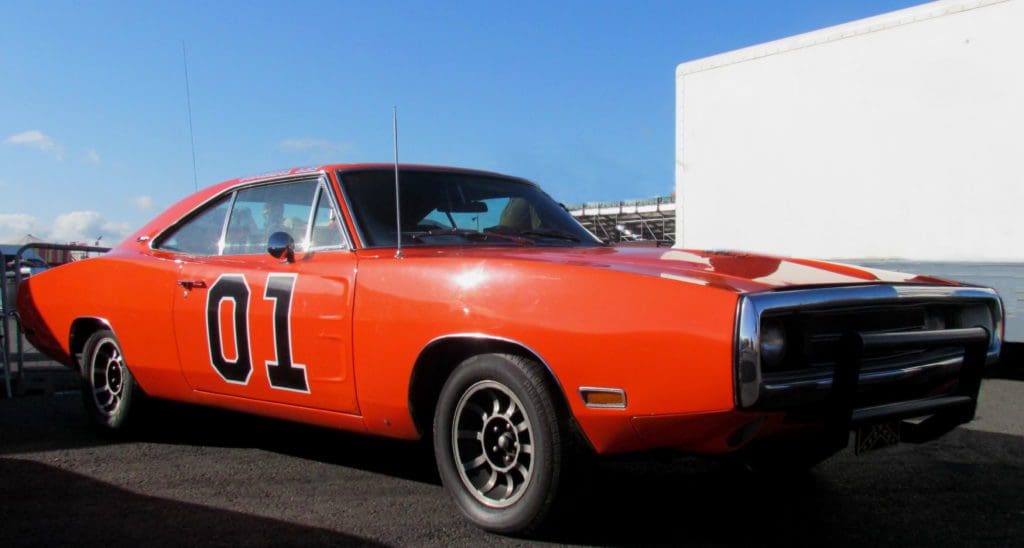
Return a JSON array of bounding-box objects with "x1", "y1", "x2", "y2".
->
[{"x1": 759, "y1": 320, "x2": 787, "y2": 370}]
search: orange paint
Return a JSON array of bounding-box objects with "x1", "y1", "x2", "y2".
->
[{"x1": 16, "y1": 164, "x2": 960, "y2": 455}]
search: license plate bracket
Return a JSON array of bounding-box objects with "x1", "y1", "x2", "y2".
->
[{"x1": 855, "y1": 421, "x2": 902, "y2": 455}]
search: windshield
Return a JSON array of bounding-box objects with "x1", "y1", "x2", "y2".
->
[{"x1": 338, "y1": 169, "x2": 601, "y2": 247}]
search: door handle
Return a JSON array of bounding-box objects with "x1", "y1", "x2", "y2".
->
[{"x1": 177, "y1": 280, "x2": 207, "y2": 290}]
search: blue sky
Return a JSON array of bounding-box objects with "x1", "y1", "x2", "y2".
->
[{"x1": 0, "y1": 0, "x2": 923, "y2": 244}]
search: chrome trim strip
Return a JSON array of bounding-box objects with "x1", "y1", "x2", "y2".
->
[
  {"x1": 333, "y1": 167, "x2": 602, "y2": 250},
  {"x1": 859, "y1": 355, "x2": 963, "y2": 384},
  {"x1": 577, "y1": 386, "x2": 627, "y2": 409},
  {"x1": 301, "y1": 182, "x2": 322, "y2": 252},
  {"x1": 851, "y1": 395, "x2": 972, "y2": 424},
  {"x1": 734, "y1": 295, "x2": 760, "y2": 408},
  {"x1": 734, "y1": 284, "x2": 1004, "y2": 408},
  {"x1": 217, "y1": 190, "x2": 238, "y2": 256},
  {"x1": 748, "y1": 284, "x2": 1001, "y2": 310},
  {"x1": 419, "y1": 332, "x2": 568, "y2": 399},
  {"x1": 73, "y1": 316, "x2": 113, "y2": 331},
  {"x1": 762, "y1": 355, "x2": 963, "y2": 395},
  {"x1": 312, "y1": 176, "x2": 352, "y2": 251},
  {"x1": 69, "y1": 316, "x2": 115, "y2": 355},
  {"x1": 149, "y1": 171, "x2": 329, "y2": 254}
]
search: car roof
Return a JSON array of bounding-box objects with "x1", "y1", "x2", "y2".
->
[
  {"x1": 222, "y1": 163, "x2": 527, "y2": 187},
  {"x1": 121, "y1": 164, "x2": 540, "y2": 250}
]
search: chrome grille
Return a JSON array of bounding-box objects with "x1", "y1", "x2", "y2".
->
[
  {"x1": 733, "y1": 284, "x2": 1002, "y2": 410},
  {"x1": 762, "y1": 303, "x2": 963, "y2": 374}
]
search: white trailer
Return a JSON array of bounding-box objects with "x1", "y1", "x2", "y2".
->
[{"x1": 675, "y1": 0, "x2": 1024, "y2": 342}]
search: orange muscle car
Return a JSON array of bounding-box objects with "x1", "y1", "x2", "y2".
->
[{"x1": 17, "y1": 164, "x2": 1004, "y2": 533}]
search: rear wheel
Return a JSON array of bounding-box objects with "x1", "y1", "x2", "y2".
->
[
  {"x1": 81, "y1": 329, "x2": 142, "y2": 432},
  {"x1": 433, "y1": 353, "x2": 571, "y2": 535}
]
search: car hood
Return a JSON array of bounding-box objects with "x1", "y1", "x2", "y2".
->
[{"x1": 395, "y1": 246, "x2": 956, "y2": 293}]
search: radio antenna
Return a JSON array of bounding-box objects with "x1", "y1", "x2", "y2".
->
[
  {"x1": 393, "y1": 106, "x2": 403, "y2": 258},
  {"x1": 182, "y1": 41, "x2": 199, "y2": 192}
]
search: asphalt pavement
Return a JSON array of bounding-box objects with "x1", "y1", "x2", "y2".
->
[{"x1": 1, "y1": 374, "x2": 1022, "y2": 547}]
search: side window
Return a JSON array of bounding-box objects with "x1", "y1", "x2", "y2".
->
[
  {"x1": 309, "y1": 187, "x2": 345, "y2": 249},
  {"x1": 223, "y1": 179, "x2": 318, "y2": 255},
  {"x1": 154, "y1": 195, "x2": 231, "y2": 255}
]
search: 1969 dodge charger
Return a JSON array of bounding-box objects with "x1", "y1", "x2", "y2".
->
[{"x1": 17, "y1": 164, "x2": 1003, "y2": 533}]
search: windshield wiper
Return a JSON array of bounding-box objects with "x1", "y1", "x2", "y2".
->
[
  {"x1": 515, "y1": 229, "x2": 581, "y2": 242},
  {"x1": 409, "y1": 228, "x2": 533, "y2": 245}
]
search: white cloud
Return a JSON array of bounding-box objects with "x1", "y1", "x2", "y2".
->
[
  {"x1": 0, "y1": 211, "x2": 134, "y2": 245},
  {"x1": 0, "y1": 213, "x2": 45, "y2": 243},
  {"x1": 85, "y1": 149, "x2": 101, "y2": 165},
  {"x1": 133, "y1": 195, "x2": 154, "y2": 210},
  {"x1": 278, "y1": 137, "x2": 353, "y2": 156},
  {"x1": 49, "y1": 211, "x2": 133, "y2": 244},
  {"x1": 3, "y1": 130, "x2": 63, "y2": 160}
]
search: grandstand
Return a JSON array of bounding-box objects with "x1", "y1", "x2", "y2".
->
[{"x1": 567, "y1": 195, "x2": 675, "y2": 245}]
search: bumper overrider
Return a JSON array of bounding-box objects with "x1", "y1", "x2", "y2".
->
[{"x1": 734, "y1": 284, "x2": 1003, "y2": 450}]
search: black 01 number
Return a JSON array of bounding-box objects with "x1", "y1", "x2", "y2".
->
[{"x1": 206, "y1": 273, "x2": 309, "y2": 393}]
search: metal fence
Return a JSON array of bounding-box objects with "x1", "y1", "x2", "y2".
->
[
  {"x1": 566, "y1": 195, "x2": 676, "y2": 244},
  {"x1": 2, "y1": 243, "x2": 110, "y2": 398}
]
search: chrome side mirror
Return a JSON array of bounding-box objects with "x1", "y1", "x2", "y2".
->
[{"x1": 267, "y1": 231, "x2": 295, "y2": 262}]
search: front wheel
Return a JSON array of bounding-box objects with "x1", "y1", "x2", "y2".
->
[
  {"x1": 80, "y1": 329, "x2": 142, "y2": 432},
  {"x1": 433, "y1": 353, "x2": 571, "y2": 535}
]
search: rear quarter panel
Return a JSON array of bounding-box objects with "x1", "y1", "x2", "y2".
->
[{"x1": 17, "y1": 249, "x2": 190, "y2": 399}]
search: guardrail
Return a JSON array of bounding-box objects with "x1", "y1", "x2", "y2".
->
[
  {"x1": 564, "y1": 195, "x2": 675, "y2": 211},
  {"x1": 2, "y1": 243, "x2": 110, "y2": 398}
]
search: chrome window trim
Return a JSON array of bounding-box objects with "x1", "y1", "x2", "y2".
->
[
  {"x1": 334, "y1": 167, "x2": 601, "y2": 250},
  {"x1": 219, "y1": 176, "x2": 321, "y2": 257},
  {"x1": 217, "y1": 191, "x2": 238, "y2": 256},
  {"x1": 306, "y1": 177, "x2": 351, "y2": 252},
  {"x1": 148, "y1": 192, "x2": 233, "y2": 256},
  {"x1": 300, "y1": 182, "x2": 321, "y2": 253},
  {"x1": 149, "y1": 171, "x2": 352, "y2": 256},
  {"x1": 734, "y1": 284, "x2": 1004, "y2": 408}
]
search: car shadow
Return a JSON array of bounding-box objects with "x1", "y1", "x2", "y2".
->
[
  {"x1": 5, "y1": 393, "x2": 1023, "y2": 546},
  {"x1": 541, "y1": 427, "x2": 1024, "y2": 546},
  {"x1": 0, "y1": 392, "x2": 108, "y2": 455},
  {"x1": 0, "y1": 457, "x2": 382, "y2": 547},
  {"x1": 1, "y1": 393, "x2": 440, "y2": 484},
  {"x1": 136, "y1": 399, "x2": 443, "y2": 485},
  {"x1": 990, "y1": 342, "x2": 1024, "y2": 380}
]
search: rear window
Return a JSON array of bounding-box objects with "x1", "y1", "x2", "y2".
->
[{"x1": 154, "y1": 195, "x2": 231, "y2": 255}]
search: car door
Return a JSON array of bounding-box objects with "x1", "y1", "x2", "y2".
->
[{"x1": 168, "y1": 175, "x2": 359, "y2": 414}]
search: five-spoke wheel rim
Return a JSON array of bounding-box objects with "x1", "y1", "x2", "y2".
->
[
  {"x1": 452, "y1": 380, "x2": 534, "y2": 508},
  {"x1": 90, "y1": 337, "x2": 125, "y2": 417}
]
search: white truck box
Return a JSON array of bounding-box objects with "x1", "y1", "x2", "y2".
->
[{"x1": 675, "y1": 0, "x2": 1024, "y2": 341}]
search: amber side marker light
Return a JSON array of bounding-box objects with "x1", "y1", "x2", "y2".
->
[{"x1": 579, "y1": 387, "x2": 627, "y2": 409}]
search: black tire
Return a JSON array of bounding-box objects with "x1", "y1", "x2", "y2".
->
[
  {"x1": 80, "y1": 329, "x2": 142, "y2": 432},
  {"x1": 433, "y1": 353, "x2": 571, "y2": 535}
]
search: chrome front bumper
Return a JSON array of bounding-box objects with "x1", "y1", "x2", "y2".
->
[{"x1": 734, "y1": 285, "x2": 1002, "y2": 448}]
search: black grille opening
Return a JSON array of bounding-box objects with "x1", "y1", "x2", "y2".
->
[{"x1": 760, "y1": 303, "x2": 964, "y2": 374}]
